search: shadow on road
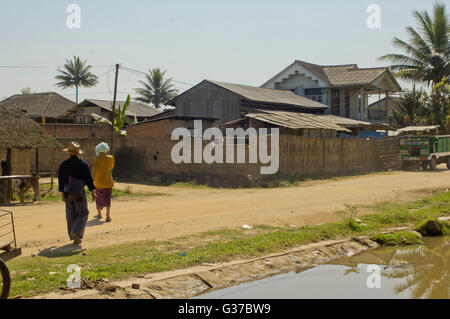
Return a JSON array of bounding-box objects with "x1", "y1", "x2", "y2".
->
[
  {"x1": 38, "y1": 244, "x2": 85, "y2": 258},
  {"x1": 87, "y1": 218, "x2": 104, "y2": 227}
]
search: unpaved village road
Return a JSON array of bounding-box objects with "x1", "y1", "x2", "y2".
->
[{"x1": 5, "y1": 168, "x2": 450, "y2": 255}]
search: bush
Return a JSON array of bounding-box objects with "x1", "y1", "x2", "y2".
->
[
  {"x1": 415, "y1": 219, "x2": 445, "y2": 236},
  {"x1": 371, "y1": 231, "x2": 422, "y2": 246}
]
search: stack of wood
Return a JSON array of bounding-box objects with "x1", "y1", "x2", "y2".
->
[{"x1": 373, "y1": 137, "x2": 401, "y2": 170}]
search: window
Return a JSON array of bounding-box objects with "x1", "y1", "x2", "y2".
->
[{"x1": 305, "y1": 88, "x2": 322, "y2": 103}]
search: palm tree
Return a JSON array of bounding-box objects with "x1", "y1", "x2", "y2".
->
[
  {"x1": 134, "y1": 68, "x2": 178, "y2": 109},
  {"x1": 392, "y1": 86, "x2": 428, "y2": 126},
  {"x1": 55, "y1": 56, "x2": 99, "y2": 104},
  {"x1": 379, "y1": 2, "x2": 450, "y2": 86}
]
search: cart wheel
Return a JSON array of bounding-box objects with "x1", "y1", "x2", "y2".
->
[
  {"x1": 430, "y1": 157, "x2": 437, "y2": 171},
  {"x1": 0, "y1": 257, "x2": 11, "y2": 299},
  {"x1": 401, "y1": 162, "x2": 409, "y2": 170}
]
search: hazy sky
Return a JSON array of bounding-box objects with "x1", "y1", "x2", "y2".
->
[{"x1": 0, "y1": 0, "x2": 439, "y2": 103}]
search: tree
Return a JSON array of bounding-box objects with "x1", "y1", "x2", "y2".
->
[
  {"x1": 426, "y1": 77, "x2": 450, "y2": 132},
  {"x1": 379, "y1": 2, "x2": 450, "y2": 86},
  {"x1": 55, "y1": 56, "x2": 98, "y2": 104},
  {"x1": 392, "y1": 87, "x2": 428, "y2": 126},
  {"x1": 134, "y1": 68, "x2": 178, "y2": 108},
  {"x1": 21, "y1": 87, "x2": 32, "y2": 95},
  {"x1": 90, "y1": 94, "x2": 131, "y2": 137}
]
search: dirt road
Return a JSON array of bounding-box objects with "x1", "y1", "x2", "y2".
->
[{"x1": 4, "y1": 168, "x2": 450, "y2": 255}]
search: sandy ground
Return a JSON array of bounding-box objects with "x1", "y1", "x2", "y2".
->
[{"x1": 2, "y1": 166, "x2": 450, "y2": 256}]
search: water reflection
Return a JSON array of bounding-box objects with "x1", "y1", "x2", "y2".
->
[
  {"x1": 324, "y1": 236, "x2": 448, "y2": 299},
  {"x1": 197, "y1": 236, "x2": 449, "y2": 299},
  {"x1": 382, "y1": 238, "x2": 448, "y2": 298}
]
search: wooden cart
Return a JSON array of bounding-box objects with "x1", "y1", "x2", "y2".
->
[{"x1": 0, "y1": 209, "x2": 21, "y2": 299}]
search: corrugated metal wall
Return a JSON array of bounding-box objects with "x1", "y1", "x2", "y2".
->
[{"x1": 175, "y1": 81, "x2": 241, "y2": 124}]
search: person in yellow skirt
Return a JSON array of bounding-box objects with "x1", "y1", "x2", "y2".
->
[{"x1": 92, "y1": 142, "x2": 115, "y2": 222}]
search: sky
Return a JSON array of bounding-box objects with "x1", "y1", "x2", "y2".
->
[{"x1": 0, "y1": 0, "x2": 441, "y2": 103}]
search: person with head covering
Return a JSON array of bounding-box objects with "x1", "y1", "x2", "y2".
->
[
  {"x1": 58, "y1": 141, "x2": 96, "y2": 244},
  {"x1": 92, "y1": 142, "x2": 115, "y2": 222}
]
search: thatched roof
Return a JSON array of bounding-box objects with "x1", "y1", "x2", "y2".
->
[
  {"x1": 0, "y1": 92, "x2": 76, "y2": 118},
  {"x1": 0, "y1": 105, "x2": 61, "y2": 149}
]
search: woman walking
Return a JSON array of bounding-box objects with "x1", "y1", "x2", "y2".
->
[{"x1": 92, "y1": 142, "x2": 115, "y2": 222}]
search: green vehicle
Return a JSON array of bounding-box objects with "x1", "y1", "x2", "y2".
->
[{"x1": 400, "y1": 134, "x2": 450, "y2": 170}]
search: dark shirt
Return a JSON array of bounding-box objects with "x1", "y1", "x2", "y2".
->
[
  {"x1": 1, "y1": 160, "x2": 11, "y2": 176},
  {"x1": 58, "y1": 155, "x2": 96, "y2": 192}
]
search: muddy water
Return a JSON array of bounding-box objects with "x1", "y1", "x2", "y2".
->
[{"x1": 197, "y1": 237, "x2": 449, "y2": 299}]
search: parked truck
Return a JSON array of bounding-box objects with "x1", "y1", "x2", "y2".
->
[{"x1": 400, "y1": 135, "x2": 450, "y2": 170}]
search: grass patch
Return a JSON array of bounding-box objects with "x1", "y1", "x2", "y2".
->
[
  {"x1": 7, "y1": 189, "x2": 450, "y2": 298},
  {"x1": 415, "y1": 218, "x2": 450, "y2": 236},
  {"x1": 371, "y1": 231, "x2": 422, "y2": 246},
  {"x1": 13, "y1": 183, "x2": 166, "y2": 203},
  {"x1": 170, "y1": 181, "x2": 213, "y2": 189}
]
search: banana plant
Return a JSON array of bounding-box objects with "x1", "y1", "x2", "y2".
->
[{"x1": 90, "y1": 95, "x2": 131, "y2": 136}]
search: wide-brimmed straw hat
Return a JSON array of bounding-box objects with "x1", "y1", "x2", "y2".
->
[{"x1": 62, "y1": 141, "x2": 84, "y2": 154}]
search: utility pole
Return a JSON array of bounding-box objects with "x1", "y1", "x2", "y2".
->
[{"x1": 111, "y1": 63, "x2": 120, "y2": 153}]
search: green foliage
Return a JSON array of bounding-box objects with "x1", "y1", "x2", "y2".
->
[
  {"x1": 343, "y1": 203, "x2": 360, "y2": 230},
  {"x1": 394, "y1": 78, "x2": 450, "y2": 130},
  {"x1": 427, "y1": 77, "x2": 450, "y2": 132},
  {"x1": 14, "y1": 182, "x2": 165, "y2": 203},
  {"x1": 91, "y1": 95, "x2": 131, "y2": 136},
  {"x1": 55, "y1": 56, "x2": 98, "y2": 103},
  {"x1": 8, "y1": 189, "x2": 450, "y2": 298},
  {"x1": 113, "y1": 95, "x2": 130, "y2": 135},
  {"x1": 20, "y1": 87, "x2": 32, "y2": 95},
  {"x1": 392, "y1": 87, "x2": 429, "y2": 126},
  {"x1": 415, "y1": 218, "x2": 449, "y2": 236},
  {"x1": 379, "y1": 2, "x2": 450, "y2": 85},
  {"x1": 134, "y1": 68, "x2": 178, "y2": 108},
  {"x1": 371, "y1": 231, "x2": 422, "y2": 246}
]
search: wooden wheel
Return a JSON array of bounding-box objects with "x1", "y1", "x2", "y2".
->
[
  {"x1": 0, "y1": 257, "x2": 11, "y2": 299},
  {"x1": 430, "y1": 157, "x2": 437, "y2": 171}
]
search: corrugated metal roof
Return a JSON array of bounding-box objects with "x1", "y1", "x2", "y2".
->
[
  {"x1": 207, "y1": 80, "x2": 328, "y2": 109},
  {"x1": 244, "y1": 110, "x2": 351, "y2": 132},
  {"x1": 320, "y1": 115, "x2": 394, "y2": 130},
  {"x1": 319, "y1": 115, "x2": 373, "y2": 127},
  {"x1": 69, "y1": 99, "x2": 161, "y2": 117},
  {"x1": 396, "y1": 125, "x2": 440, "y2": 133}
]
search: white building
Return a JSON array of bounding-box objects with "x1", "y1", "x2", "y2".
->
[{"x1": 261, "y1": 60, "x2": 402, "y2": 122}]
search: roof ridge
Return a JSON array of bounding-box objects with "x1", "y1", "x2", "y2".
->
[
  {"x1": 321, "y1": 64, "x2": 358, "y2": 68},
  {"x1": 208, "y1": 79, "x2": 292, "y2": 93},
  {"x1": 348, "y1": 66, "x2": 387, "y2": 70}
]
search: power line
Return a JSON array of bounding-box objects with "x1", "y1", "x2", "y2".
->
[
  {"x1": 0, "y1": 66, "x2": 47, "y2": 69},
  {"x1": 0, "y1": 65, "x2": 114, "y2": 69},
  {"x1": 58, "y1": 91, "x2": 133, "y2": 97},
  {"x1": 120, "y1": 65, "x2": 195, "y2": 86}
]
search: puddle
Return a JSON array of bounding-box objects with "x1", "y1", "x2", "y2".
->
[{"x1": 196, "y1": 236, "x2": 449, "y2": 299}]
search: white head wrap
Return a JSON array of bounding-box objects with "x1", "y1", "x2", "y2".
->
[{"x1": 95, "y1": 142, "x2": 110, "y2": 156}]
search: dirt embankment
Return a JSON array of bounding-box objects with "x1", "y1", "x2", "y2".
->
[
  {"x1": 34, "y1": 236, "x2": 379, "y2": 299},
  {"x1": 6, "y1": 168, "x2": 450, "y2": 256}
]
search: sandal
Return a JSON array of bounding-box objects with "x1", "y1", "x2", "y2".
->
[
  {"x1": 106, "y1": 217, "x2": 111, "y2": 222},
  {"x1": 94, "y1": 215, "x2": 102, "y2": 219}
]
